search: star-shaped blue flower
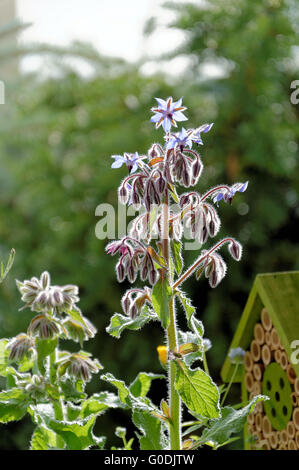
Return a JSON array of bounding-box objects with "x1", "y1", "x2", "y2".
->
[
  {"x1": 191, "y1": 123, "x2": 214, "y2": 145},
  {"x1": 111, "y1": 152, "x2": 143, "y2": 173},
  {"x1": 166, "y1": 127, "x2": 193, "y2": 150},
  {"x1": 213, "y1": 181, "x2": 249, "y2": 205},
  {"x1": 150, "y1": 97, "x2": 188, "y2": 133}
]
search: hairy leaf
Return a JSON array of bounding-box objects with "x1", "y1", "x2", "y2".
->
[
  {"x1": 175, "y1": 361, "x2": 220, "y2": 419},
  {"x1": 195, "y1": 395, "x2": 269, "y2": 448},
  {"x1": 130, "y1": 372, "x2": 165, "y2": 398},
  {"x1": 106, "y1": 306, "x2": 156, "y2": 339},
  {"x1": 171, "y1": 240, "x2": 183, "y2": 275},
  {"x1": 151, "y1": 276, "x2": 172, "y2": 328},
  {"x1": 133, "y1": 409, "x2": 166, "y2": 450}
]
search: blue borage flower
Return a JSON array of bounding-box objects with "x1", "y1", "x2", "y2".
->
[
  {"x1": 166, "y1": 127, "x2": 192, "y2": 151},
  {"x1": 191, "y1": 123, "x2": 214, "y2": 145},
  {"x1": 166, "y1": 123, "x2": 214, "y2": 150},
  {"x1": 228, "y1": 347, "x2": 245, "y2": 365},
  {"x1": 150, "y1": 97, "x2": 188, "y2": 133},
  {"x1": 213, "y1": 181, "x2": 249, "y2": 206},
  {"x1": 111, "y1": 152, "x2": 145, "y2": 174}
]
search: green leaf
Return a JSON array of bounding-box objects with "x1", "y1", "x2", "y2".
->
[
  {"x1": 0, "y1": 338, "x2": 10, "y2": 376},
  {"x1": 171, "y1": 240, "x2": 183, "y2": 275},
  {"x1": 36, "y1": 338, "x2": 57, "y2": 375},
  {"x1": 31, "y1": 425, "x2": 60, "y2": 450},
  {"x1": 196, "y1": 395, "x2": 269, "y2": 449},
  {"x1": 129, "y1": 372, "x2": 165, "y2": 398},
  {"x1": 101, "y1": 373, "x2": 131, "y2": 406},
  {"x1": 0, "y1": 402, "x2": 27, "y2": 423},
  {"x1": 0, "y1": 248, "x2": 15, "y2": 283},
  {"x1": 66, "y1": 307, "x2": 88, "y2": 328},
  {"x1": 176, "y1": 290, "x2": 197, "y2": 328},
  {"x1": 79, "y1": 391, "x2": 125, "y2": 419},
  {"x1": 106, "y1": 306, "x2": 156, "y2": 339},
  {"x1": 59, "y1": 378, "x2": 87, "y2": 402},
  {"x1": 29, "y1": 404, "x2": 103, "y2": 450},
  {"x1": 132, "y1": 409, "x2": 166, "y2": 450},
  {"x1": 152, "y1": 276, "x2": 172, "y2": 328},
  {"x1": 175, "y1": 361, "x2": 220, "y2": 419},
  {"x1": 0, "y1": 388, "x2": 29, "y2": 423}
]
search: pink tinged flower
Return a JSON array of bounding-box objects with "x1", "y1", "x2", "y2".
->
[{"x1": 150, "y1": 97, "x2": 188, "y2": 133}]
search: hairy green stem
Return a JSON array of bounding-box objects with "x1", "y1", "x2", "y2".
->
[
  {"x1": 162, "y1": 193, "x2": 181, "y2": 450},
  {"x1": 167, "y1": 297, "x2": 181, "y2": 450}
]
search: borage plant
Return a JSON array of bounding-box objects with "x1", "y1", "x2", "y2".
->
[
  {"x1": 105, "y1": 96, "x2": 267, "y2": 451},
  {"x1": 0, "y1": 270, "x2": 124, "y2": 450},
  {"x1": 0, "y1": 98, "x2": 268, "y2": 451}
]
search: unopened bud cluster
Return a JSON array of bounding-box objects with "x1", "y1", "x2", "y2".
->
[
  {"x1": 17, "y1": 271, "x2": 79, "y2": 314},
  {"x1": 106, "y1": 238, "x2": 159, "y2": 285}
]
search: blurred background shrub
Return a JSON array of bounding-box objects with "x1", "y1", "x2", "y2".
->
[{"x1": 0, "y1": 0, "x2": 298, "y2": 449}]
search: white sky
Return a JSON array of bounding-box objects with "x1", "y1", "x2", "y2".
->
[{"x1": 16, "y1": 0, "x2": 194, "y2": 76}]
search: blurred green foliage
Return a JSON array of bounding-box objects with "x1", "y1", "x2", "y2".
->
[{"x1": 0, "y1": 0, "x2": 298, "y2": 449}]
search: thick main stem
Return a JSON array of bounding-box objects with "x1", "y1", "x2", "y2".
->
[
  {"x1": 167, "y1": 297, "x2": 181, "y2": 450},
  {"x1": 162, "y1": 194, "x2": 181, "y2": 450}
]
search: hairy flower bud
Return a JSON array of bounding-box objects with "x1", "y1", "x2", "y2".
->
[
  {"x1": 8, "y1": 333, "x2": 35, "y2": 362},
  {"x1": 116, "y1": 261, "x2": 126, "y2": 282},
  {"x1": 28, "y1": 314, "x2": 60, "y2": 339},
  {"x1": 58, "y1": 352, "x2": 102, "y2": 382},
  {"x1": 228, "y1": 240, "x2": 242, "y2": 261},
  {"x1": 118, "y1": 185, "x2": 129, "y2": 205},
  {"x1": 148, "y1": 268, "x2": 159, "y2": 286}
]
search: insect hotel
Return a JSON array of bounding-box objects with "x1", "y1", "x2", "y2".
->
[{"x1": 221, "y1": 271, "x2": 299, "y2": 450}]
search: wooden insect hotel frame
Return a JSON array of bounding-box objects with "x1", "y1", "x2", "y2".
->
[{"x1": 221, "y1": 271, "x2": 299, "y2": 450}]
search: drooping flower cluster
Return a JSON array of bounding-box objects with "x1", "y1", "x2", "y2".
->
[
  {"x1": 17, "y1": 271, "x2": 79, "y2": 314},
  {"x1": 107, "y1": 96, "x2": 248, "y2": 319},
  {"x1": 106, "y1": 238, "x2": 160, "y2": 285}
]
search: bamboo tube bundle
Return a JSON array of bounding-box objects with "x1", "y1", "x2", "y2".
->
[
  {"x1": 287, "y1": 421, "x2": 296, "y2": 440},
  {"x1": 269, "y1": 432, "x2": 279, "y2": 449},
  {"x1": 286, "y1": 365, "x2": 297, "y2": 385},
  {"x1": 255, "y1": 413, "x2": 263, "y2": 432},
  {"x1": 293, "y1": 408, "x2": 299, "y2": 431},
  {"x1": 254, "y1": 323, "x2": 265, "y2": 345},
  {"x1": 287, "y1": 440, "x2": 296, "y2": 450},
  {"x1": 250, "y1": 340, "x2": 261, "y2": 362},
  {"x1": 259, "y1": 439, "x2": 270, "y2": 450},
  {"x1": 291, "y1": 392, "x2": 299, "y2": 407},
  {"x1": 270, "y1": 328, "x2": 280, "y2": 350},
  {"x1": 245, "y1": 372, "x2": 254, "y2": 392},
  {"x1": 252, "y1": 381, "x2": 262, "y2": 396},
  {"x1": 265, "y1": 331, "x2": 271, "y2": 348},
  {"x1": 281, "y1": 429, "x2": 288, "y2": 446},
  {"x1": 274, "y1": 349, "x2": 281, "y2": 364},
  {"x1": 244, "y1": 351, "x2": 254, "y2": 372},
  {"x1": 276, "y1": 431, "x2": 281, "y2": 444},
  {"x1": 261, "y1": 308, "x2": 272, "y2": 331},
  {"x1": 253, "y1": 363, "x2": 264, "y2": 382},
  {"x1": 261, "y1": 344, "x2": 272, "y2": 366},
  {"x1": 296, "y1": 431, "x2": 299, "y2": 449},
  {"x1": 278, "y1": 443, "x2": 287, "y2": 450},
  {"x1": 262, "y1": 415, "x2": 272, "y2": 438},
  {"x1": 254, "y1": 401, "x2": 263, "y2": 414},
  {"x1": 247, "y1": 412, "x2": 255, "y2": 426},
  {"x1": 294, "y1": 378, "x2": 299, "y2": 396},
  {"x1": 280, "y1": 351, "x2": 288, "y2": 370}
]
